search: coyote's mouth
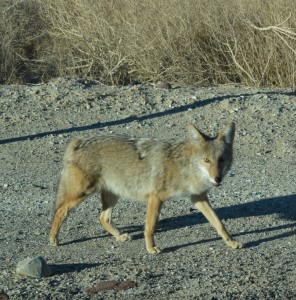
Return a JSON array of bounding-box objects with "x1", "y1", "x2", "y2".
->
[{"x1": 213, "y1": 182, "x2": 221, "y2": 187}]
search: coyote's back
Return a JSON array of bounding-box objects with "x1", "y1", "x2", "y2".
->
[
  {"x1": 61, "y1": 136, "x2": 171, "y2": 202},
  {"x1": 50, "y1": 123, "x2": 242, "y2": 253}
]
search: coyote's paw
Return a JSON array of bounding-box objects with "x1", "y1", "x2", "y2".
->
[
  {"x1": 116, "y1": 233, "x2": 131, "y2": 242},
  {"x1": 49, "y1": 237, "x2": 59, "y2": 246},
  {"x1": 147, "y1": 246, "x2": 162, "y2": 254},
  {"x1": 227, "y1": 240, "x2": 243, "y2": 249}
]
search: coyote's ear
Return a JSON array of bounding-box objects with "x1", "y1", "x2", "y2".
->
[
  {"x1": 219, "y1": 122, "x2": 235, "y2": 145},
  {"x1": 188, "y1": 124, "x2": 206, "y2": 143}
]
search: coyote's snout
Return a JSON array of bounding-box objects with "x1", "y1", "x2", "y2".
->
[{"x1": 49, "y1": 122, "x2": 242, "y2": 254}]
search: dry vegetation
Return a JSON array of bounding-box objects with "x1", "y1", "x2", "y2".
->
[{"x1": 0, "y1": 0, "x2": 295, "y2": 87}]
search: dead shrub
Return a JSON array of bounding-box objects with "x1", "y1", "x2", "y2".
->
[{"x1": 0, "y1": 0, "x2": 295, "y2": 87}]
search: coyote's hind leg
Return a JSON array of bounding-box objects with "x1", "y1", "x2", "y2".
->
[
  {"x1": 49, "y1": 164, "x2": 96, "y2": 246},
  {"x1": 99, "y1": 190, "x2": 131, "y2": 242}
]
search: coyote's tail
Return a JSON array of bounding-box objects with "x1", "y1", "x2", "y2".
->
[
  {"x1": 63, "y1": 139, "x2": 81, "y2": 161},
  {"x1": 54, "y1": 140, "x2": 82, "y2": 210}
]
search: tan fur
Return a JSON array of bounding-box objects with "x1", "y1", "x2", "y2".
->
[{"x1": 49, "y1": 123, "x2": 242, "y2": 253}]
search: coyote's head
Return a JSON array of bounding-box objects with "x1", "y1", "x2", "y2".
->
[{"x1": 189, "y1": 122, "x2": 235, "y2": 187}]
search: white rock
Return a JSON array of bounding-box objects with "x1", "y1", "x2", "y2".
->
[{"x1": 16, "y1": 256, "x2": 51, "y2": 278}]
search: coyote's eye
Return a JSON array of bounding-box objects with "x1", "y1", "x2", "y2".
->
[{"x1": 203, "y1": 158, "x2": 210, "y2": 163}]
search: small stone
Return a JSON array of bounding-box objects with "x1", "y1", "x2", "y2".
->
[
  {"x1": 156, "y1": 82, "x2": 172, "y2": 89},
  {"x1": 16, "y1": 256, "x2": 51, "y2": 278}
]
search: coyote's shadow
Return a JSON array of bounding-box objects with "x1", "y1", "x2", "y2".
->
[
  {"x1": 50, "y1": 262, "x2": 101, "y2": 275},
  {"x1": 124, "y1": 194, "x2": 296, "y2": 250}
]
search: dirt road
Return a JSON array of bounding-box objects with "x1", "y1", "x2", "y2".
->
[{"x1": 1, "y1": 78, "x2": 295, "y2": 299}]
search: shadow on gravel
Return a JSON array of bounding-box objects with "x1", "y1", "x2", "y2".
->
[
  {"x1": 59, "y1": 234, "x2": 109, "y2": 246},
  {"x1": 0, "y1": 90, "x2": 276, "y2": 145},
  {"x1": 242, "y1": 222, "x2": 296, "y2": 248},
  {"x1": 50, "y1": 262, "x2": 101, "y2": 275},
  {"x1": 127, "y1": 194, "x2": 296, "y2": 251}
]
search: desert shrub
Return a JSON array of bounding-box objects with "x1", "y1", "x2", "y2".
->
[{"x1": 0, "y1": 0, "x2": 295, "y2": 87}]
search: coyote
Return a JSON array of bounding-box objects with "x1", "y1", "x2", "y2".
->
[{"x1": 49, "y1": 122, "x2": 242, "y2": 253}]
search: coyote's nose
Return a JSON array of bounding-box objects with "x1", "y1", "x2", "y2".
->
[{"x1": 214, "y1": 176, "x2": 221, "y2": 184}]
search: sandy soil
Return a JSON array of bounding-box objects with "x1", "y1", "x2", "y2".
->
[{"x1": 0, "y1": 78, "x2": 295, "y2": 299}]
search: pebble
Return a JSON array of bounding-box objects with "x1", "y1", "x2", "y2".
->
[{"x1": 16, "y1": 256, "x2": 52, "y2": 278}]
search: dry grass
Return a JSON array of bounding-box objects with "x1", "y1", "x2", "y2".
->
[{"x1": 0, "y1": 0, "x2": 295, "y2": 87}]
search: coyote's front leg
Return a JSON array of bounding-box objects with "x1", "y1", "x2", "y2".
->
[{"x1": 192, "y1": 194, "x2": 243, "y2": 249}]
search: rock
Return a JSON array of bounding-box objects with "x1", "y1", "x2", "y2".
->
[{"x1": 16, "y1": 256, "x2": 51, "y2": 278}]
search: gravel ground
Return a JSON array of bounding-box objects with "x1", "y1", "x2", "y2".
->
[{"x1": 0, "y1": 78, "x2": 295, "y2": 299}]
